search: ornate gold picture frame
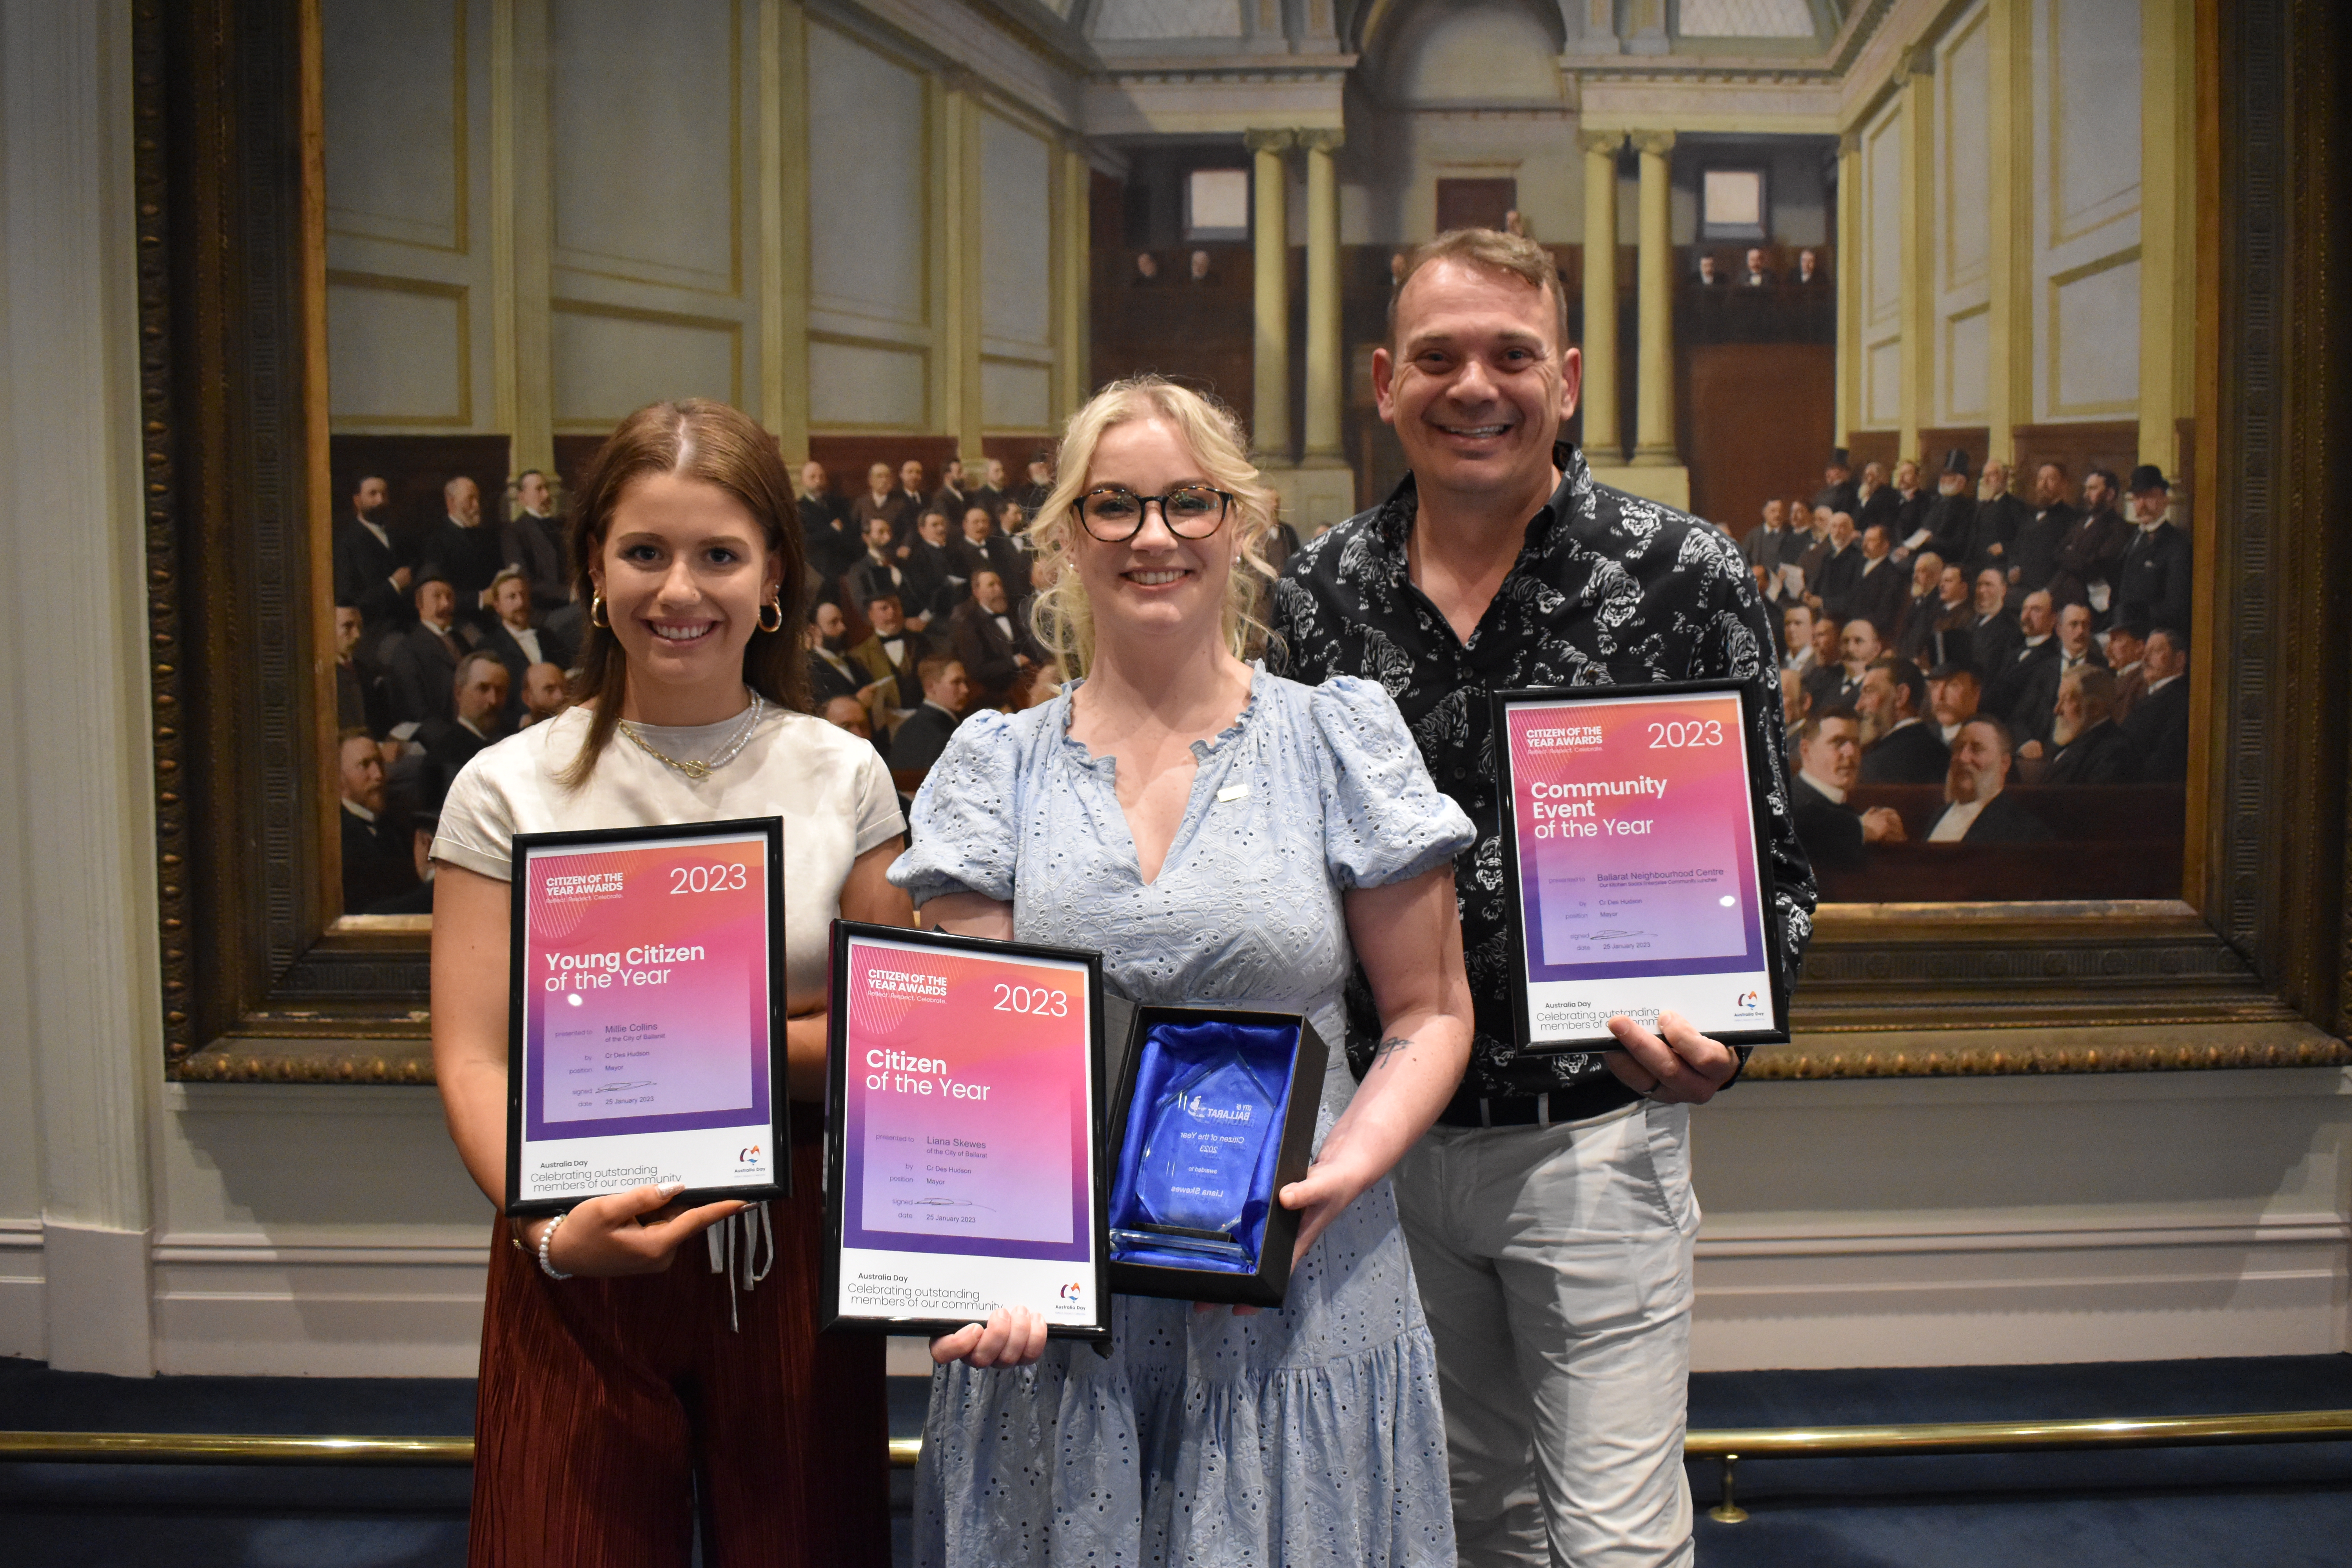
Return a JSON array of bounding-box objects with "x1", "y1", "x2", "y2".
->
[{"x1": 142, "y1": 0, "x2": 2348, "y2": 1083}]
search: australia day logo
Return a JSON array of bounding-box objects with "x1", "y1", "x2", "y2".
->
[{"x1": 1733, "y1": 990, "x2": 1762, "y2": 1014}]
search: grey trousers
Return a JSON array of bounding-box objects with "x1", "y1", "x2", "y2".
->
[{"x1": 1393, "y1": 1100, "x2": 1699, "y2": 1568}]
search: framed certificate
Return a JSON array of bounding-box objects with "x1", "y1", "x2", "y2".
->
[
  {"x1": 1494, "y1": 681, "x2": 1790, "y2": 1051},
  {"x1": 504, "y1": 817, "x2": 786, "y2": 1218},
  {"x1": 821, "y1": 922, "x2": 1110, "y2": 1341}
]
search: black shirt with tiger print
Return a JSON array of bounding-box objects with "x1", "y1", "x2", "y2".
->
[{"x1": 1267, "y1": 443, "x2": 1817, "y2": 1115}]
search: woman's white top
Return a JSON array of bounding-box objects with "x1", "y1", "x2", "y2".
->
[{"x1": 433, "y1": 704, "x2": 903, "y2": 1008}]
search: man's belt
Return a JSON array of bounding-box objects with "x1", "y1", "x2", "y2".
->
[{"x1": 1434, "y1": 1089, "x2": 1572, "y2": 1129}]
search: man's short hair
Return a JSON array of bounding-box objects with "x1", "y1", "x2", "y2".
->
[
  {"x1": 2088, "y1": 466, "x2": 2120, "y2": 495},
  {"x1": 863, "y1": 589, "x2": 902, "y2": 612},
  {"x1": 1800, "y1": 704, "x2": 1860, "y2": 744},
  {"x1": 1960, "y1": 713, "x2": 2016, "y2": 756},
  {"x1": 1388, "y1": 227, "x2": 1570, "y2": 351},
  {"x1": 2063, "y1": 663, "x2": 2119, "y2": 715},
  {"x1": 918, "y1": 508, "x2": 949, "y2": 528},
  {"x1": 453, "y1": 650, "x2": 504, "y2": 687},
  {"x1": 915, "y1": 654, "x2": 959, "y2": 688},
  {"x1": 2149, "y1": 623, "x2": 2190, "y2": 655},
  {"x1": 338, "y1": 726, "x2": 375, "y2": 750},
  {"x1": 1866, "y1": 655, "x2": 1926, "y2": 717},
  {"x1": 488, "y1": 566, "x2": 527, "y2": 595}
]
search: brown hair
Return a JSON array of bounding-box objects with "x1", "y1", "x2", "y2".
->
[
  {"x1": 560, "y1": 399, "x2": 809, "y2": 788},
  {"x1": 1388, "y1": 228, "x2": 1571, "y2": 351}
]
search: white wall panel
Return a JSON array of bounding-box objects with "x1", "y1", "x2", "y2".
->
[
  {"x1": 550, "y1": 306, "x2": 739, "y2": 426},
  {"x1": 326, "y1": 277, "x2": 470, "y2": 424},
  {"x1": 808, "y1": 337, "x2": 927, "y2": 428},
  {"x1": 1864, "y1": 114, "x2": 1902, "y2": 326},
  {"x1": 1692, "y1": 1068, "x2": 2352, "y2": 1368},
  {"x1": 154, "y1": 1085, "x2": 488, "y2": 1377},
  {"x1": 322, "y1": 0, "x2": 462, "y2": 250},
  {"x1": 1866, "y1": 338, "x2": 1902, "y2": 425},
  {"x1": 549, "y1": 0, "x2": 739, "y2": 292},
  {"x1": 2049, "y1": 0, "x2": 2142, "y2": 241},
  {"x1": 1945, "y1": 305, "x2": 1988, "y2": 418},
  {"x1": 2049, "y1": 254, "x2": 2141, "y2": 413},
  {"x1": 980, "y1": 113, "x2": 1051, "y2": 355},
  {"x1": 806, "y1": 24, "x2": 926, "y2": 330},
  {"x1": 981, "y1": 358, "x2": 1051, "y2": 432},
  {"x1": 320, "y1": 0, "x2": 494, "y2": 434},
  {"x1": 1940, "y1": 12, "x2": 1990, "y2": 286}
]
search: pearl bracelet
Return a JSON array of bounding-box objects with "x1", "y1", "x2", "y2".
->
[{"x1": 537, "y1": 1210, "x2": 573, "y2": 1280}]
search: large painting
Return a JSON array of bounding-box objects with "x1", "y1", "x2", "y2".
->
[{"x1": 145, "y1": 0, "x2": 2351, "y2": 1077}]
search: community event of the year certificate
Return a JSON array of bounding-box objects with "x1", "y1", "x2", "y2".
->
[
  {"x1": 1497, "y1": 683, "x2": 1785, "y2": 1048},
  {"x1": 824, "y1": 925, "x2": 1108, "y2": 1340}
]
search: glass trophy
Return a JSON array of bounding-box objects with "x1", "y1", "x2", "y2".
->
[{"x1": 1114, "y1": 1047, "x2": 1285, "y2": 1263}]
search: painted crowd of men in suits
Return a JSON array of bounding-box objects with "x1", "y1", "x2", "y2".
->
[
  {"x1": 1744, "y1": 446, "x2": 2193, "y2": 881},
  {"x1": 796, "y1": 454, "x2": 1059, "y2": 787},
  {"x1": 330, "y1": 467, "x2": 580, "y2": 915}
]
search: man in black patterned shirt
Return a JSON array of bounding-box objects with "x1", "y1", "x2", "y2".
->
[{"x1": 1269, "y1": 227, "x2": 1815, "y2": 1568}]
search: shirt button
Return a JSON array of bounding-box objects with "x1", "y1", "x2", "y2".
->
[{"x1": 1452, "y1": 766, "x2": 1467, "y2": 780}]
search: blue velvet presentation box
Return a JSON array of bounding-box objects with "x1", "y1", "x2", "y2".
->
[{"x1": 1102, "y1": 998, "x2": 1328, "y2": 1308}]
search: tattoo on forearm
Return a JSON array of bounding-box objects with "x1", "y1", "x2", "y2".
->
[{"x1": 1371, "y1": 1034, "x2": 1414, "y2": 1065}]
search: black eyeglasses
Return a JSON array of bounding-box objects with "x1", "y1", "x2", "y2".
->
[{"x1": 1074, "y1": 485, "x2": 1233, "y2": 542}]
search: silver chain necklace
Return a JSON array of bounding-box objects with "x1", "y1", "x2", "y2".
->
[{"x1": 617, "y1": 691, "x2": 765, "y2": 781}]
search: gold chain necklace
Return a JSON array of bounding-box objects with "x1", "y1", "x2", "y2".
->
[{"x1": 617, "y1": 692, "x2": 765, "y2": 781}]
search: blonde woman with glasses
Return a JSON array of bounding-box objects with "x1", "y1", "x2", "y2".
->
[{"x1": 889, "y1": 376, "x2": 1476, "y2": 1566}]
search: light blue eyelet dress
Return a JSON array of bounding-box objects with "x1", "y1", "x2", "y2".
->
[{"x1": 887, "y1": 668, "x2": 1476, "y2": 1568}]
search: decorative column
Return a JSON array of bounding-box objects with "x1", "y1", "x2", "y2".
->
[
  {"x1": 761, "y1": 0, "x2": 809, "y2": 459},
  {"x1": 936, "y1": 72, "x2": 986, "y2": 471},
  {"x1": 1898, "y1": 47, "x2": 1935, "y2": 466},
  {"x1": 1629, "y1": 129, "x2": 1676, "y2": 466},
  {"x1": 1834, "y1": 130, "x2": 1860, "y2": 449},
  {"x1": 490, "y1": 0, "x2": 554, "y2": 474},
  {"x1": 1578, "y1": 130, "x2": 1622, "y2": 461},
  {"x1": 2137, "y1": 0, "x2": 2195, "y2": 483},
  {"x1": 1051, "y1": 138, "x2": 1091, "y2": 427},
  {"x1": 1985, "y1": 5, "x2": 2031, "y2": 466},
  {"x1": 1244, "y1": 129, "x2": 1294, "y2": 459},
  {"x1": 1299, "y1": 127, "x2": 1347, "y2": 465},
  {"x1": 3, "y1": 0, "x2": 160, "y2": 1373}
]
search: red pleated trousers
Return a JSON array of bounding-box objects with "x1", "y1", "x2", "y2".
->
[{"x1": 468, "y1": 1120, "x2": 889, "y2": 1566}]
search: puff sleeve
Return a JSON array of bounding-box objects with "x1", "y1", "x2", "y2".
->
[
  {"x1": 887, "y1": 708, "x2": 1024, "y2": 906},
  {"x1": 1308, "y1": 675, "x2": 1475, "y2": 889}
]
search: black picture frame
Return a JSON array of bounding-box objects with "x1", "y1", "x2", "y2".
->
[
  {"x1": 503, "y1": 816, "x2": 787, "y2": 1220},
  {"x1": 1491, "y1": 679, "x2": 1793, "y2": 1053},
  {"x1": 820, "y1": 920, "x2": 1111, "y2": 1343}
]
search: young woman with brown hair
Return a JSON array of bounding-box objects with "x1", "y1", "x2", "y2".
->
[{"x1": 429, "y1": 399, "x2": 909, "y2": 1565}]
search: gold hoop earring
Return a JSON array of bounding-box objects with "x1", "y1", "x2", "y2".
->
[
  {"x1": 758, "y1": 597, "x2": 784, "y2": 634},
  {"x1": 588, "y1": 592, "x2": 609, "y2": 630}
]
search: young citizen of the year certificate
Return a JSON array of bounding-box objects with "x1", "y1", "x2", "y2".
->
[
  {"x1": 1494, "y1": 682, "x2": 1788, "y2": 1050},
  {"x1": 505, "y1": 818, "x2": 785, "y2": 1217},
  {"x1": 822, "y1": 923, "x2": 1109, "y2": 1341}
]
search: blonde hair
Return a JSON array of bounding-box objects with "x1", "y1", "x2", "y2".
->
[{"x1": 1027, "y1": 376, "x2": 1279, "y2": 677}]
